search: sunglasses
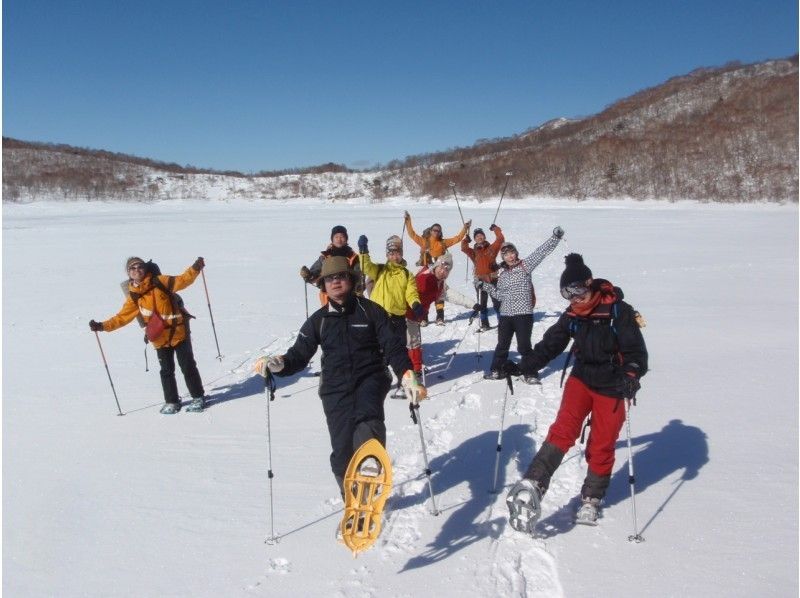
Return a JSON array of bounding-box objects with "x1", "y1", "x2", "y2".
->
[
  {"x1": 560, "y1": 284, "x2": 590, "y2": 300},
  {"x1": 323, "y1": 272, "x2": 349, "y2": 283},
  {"x1": 431, "y1": 228, "x2": 442, "y2": 233},
  {"x1": 127, "y1": 263, "x2": 145, "y2": 271}
]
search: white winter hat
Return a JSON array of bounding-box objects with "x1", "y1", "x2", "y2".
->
[{"x1": 431, "y1": 252, "x2": 453, "y2": 271}]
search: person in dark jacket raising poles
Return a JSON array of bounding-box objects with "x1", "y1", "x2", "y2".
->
[
  {"x1": 255, "y1": 256, "x2": 426, "y2": 494},
  {"x1": 506, "y1": 253, "x2": 648, "y2": 530}
]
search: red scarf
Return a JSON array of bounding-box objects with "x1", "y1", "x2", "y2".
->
[{"x1": 569, "y1": 281, "x2": 617, "y2": 317}]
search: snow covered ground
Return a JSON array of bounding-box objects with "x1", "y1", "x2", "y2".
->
[{"x1": 3, "y1": 198, "x2": 798, "y2": 597}]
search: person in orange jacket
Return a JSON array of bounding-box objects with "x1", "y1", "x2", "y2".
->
[
  {"x1": 461, "y1": 224, "x2": 505, "y2": 330},
  {"x1": 404, "y1": 211, "x2": 471, "y2": 325},
  {"x1": 89, "y1": 256, "x2": 206, "y2": 414}
]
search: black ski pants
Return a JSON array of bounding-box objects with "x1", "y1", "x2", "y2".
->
[
  {"x1": 490, "y1": 313, "x2": 535, "y2": 375},
  {"x1": 477, "y1": 288, "x2": 501, "y2": 325},
  {"x1": 323, "y1": 371, "x2": 391, "y2": 492},
  {"x1": 156, "y1": 338, "x2": 205, "y2": 404}
]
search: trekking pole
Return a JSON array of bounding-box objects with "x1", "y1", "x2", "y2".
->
[
  {"x1": 93, "y1": 331, "x2": 124, "y2": 416},
  {"x1": 490, "y1": 372, "x2": 514, "y2": 493},
  {"x1": 437, "y1": 314, "x2": 476, "y2": 379},
  {"x1": 264, "y1": 370, "x2": 280, "y2": 545},
  {"x1": 491, "y1": 171, "x2": 513, "y2": 226},
  {"x1": 624, "y1": 399, "x2": 644, "y2": 543},
  {"x1": 448, "y1": 182, "x2": 470, "y2": 282},
  {"x1": 303, "y1": 280, "x2": 309, "y2": 319},
  {"x1": 409, "y1": 400, "x2": 440, "y2": 515},
  {"x1": 200, "y1": 270, "x2": 223, "y2": 361}
]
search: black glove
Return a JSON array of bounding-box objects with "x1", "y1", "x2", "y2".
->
[
  {"x1": 472, "y1": 303, "x2": 481, "y2": 313},
  {"x1": 300, "y1": 266, "x2": 311, "y2": 281},
  {"x1": 464, "y1": 234, "x2": 471, "y2": 244},
  {"x1": 620, "y1": 374, "x2": 641, "y2": 400},
  {"x1": 411, "y1": 302, "x2": 425, "y2": 320},
  {"x1": 489, "y1": 223, "x2": 498, "y2": 231},
  {"x1": 358, "y1": 235, "x2": 369, "y2": 254},
  {"x1": 553, "y1": 226, "x2": 564, "y2": 239},
  {"x1": 89, "y1": 319, "x2": 103, "y2": 332},
  {"x1": 474, "y1": 279, "x2": 484, "y2": 291},
  {"x1": 192, "y1": 256, "x2": 205, "y2": 271}
]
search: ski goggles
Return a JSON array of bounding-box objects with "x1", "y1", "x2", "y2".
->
[
  {"x1": 127, "y1": 263, "x2": 145, "y2": 271},
  {"x1": 430, "y1": 227, "x2": 442, "y2": 234},
  {"x1": 560, "y1": 283, "x2": 591, "y2": 300}
]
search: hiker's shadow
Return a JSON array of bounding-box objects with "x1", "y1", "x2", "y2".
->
[
  {"x1": 396, "y1": 424, "x2": 536, "y2": 572},
  {"x1": 205, "y1": 370, "x2": 320, "y2": 408},
  {"x1": 537, "y1": 418, "x2": 709, "y2": 538}
]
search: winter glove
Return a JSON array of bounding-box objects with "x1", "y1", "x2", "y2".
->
[
  {"x1": 464, "y1": 234, "x2": 471, "y2": 244},
  {"x1": 620, "y1": 373, "x2": 641, "y2": 400},
  {"x1": 552, "y1": 226, "x2": 564, "y2": 239},
  {"x1": 192, "y1": 256, "x2": 205, "y2": 271},
  {"x1": 254, "y1": 355, "x2": 285, "y2": 377},
  {"x1": 472, "y1": 303, "x2": 481, "y2": 313},
  {"x1": 300, "y1": 266, "x2": 311, "y2": 281},
  {"x1": 404, "y1": 210, "x2": 411, "y2": 222},
  {"x1": 464, "y1": 219, "x2": 472, "y2": 231},
  {"x1": 358, "y1": 235, "x2": 369, "y2": 254},
  {"x1": 89, "y1": 319, "x2": 103, "y2": 332},
  {"x1": 411, "y1": 302, "x2": 425, "y2": 320},
  {"x1": 489, "y1": 223, "x2": 498, "y2": 232},
  {"x1": 401, "y1": 370, "x2": 427, "y2": 403},
  {"x1": 473, "y1": 279, "x2": 484, "y2": 291}
]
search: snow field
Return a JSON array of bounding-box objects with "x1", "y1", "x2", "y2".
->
[{"x1": 3, "y1": 198, "x2": 797, "y2": 597}]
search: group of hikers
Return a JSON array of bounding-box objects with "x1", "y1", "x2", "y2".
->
[{"x1": 89, "y1": 209, "x2": 648, "y2": 529}]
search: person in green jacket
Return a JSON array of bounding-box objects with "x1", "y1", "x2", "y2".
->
[{"x1": 358, "y1": 234, "x2": 424, "y2": 346}]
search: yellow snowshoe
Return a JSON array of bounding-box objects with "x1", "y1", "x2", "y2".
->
[{"x1": 339, "y1": 438, "x2": 393, "y2": 556}]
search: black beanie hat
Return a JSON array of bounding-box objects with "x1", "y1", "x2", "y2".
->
[
  {"x1": 559, "y1": 253, "x2": 593, "y2": 288},
  {"x1": 473, "y1": 228, "x2": 485, "y2": 238},
  {"x1": 330, "y1": 225, "x2": 348, "y2": 241}
]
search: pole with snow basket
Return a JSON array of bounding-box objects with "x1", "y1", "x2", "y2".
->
[
  {"x1": 263, "y1": 369, "x2": 280, "y2": 545},
  {"x1": 93, "y1": 331, "x2": 124, "y2": 416},
  {"x1": 491, "y1": 171, "x2": 513, "y2": 227},
  {"x1": 490, "y1": 370, "x2": 514, "y2": 493},
  {"x1": 449, "y1": 181, "x2": 470, "y2": 283},
  {"x1": 624, "y1": 399, "x2": 644, "y2": 543},
  {"x1": 200, "y1": 270, "x2": 223, "y2": 361},
  {"x1": 408, "y1": 398, "x2": 440, "y2": 516}
]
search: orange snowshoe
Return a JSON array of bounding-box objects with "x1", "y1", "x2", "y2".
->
[{"x1": 339, "y1": 438, "x2": 393, "y2": 556}]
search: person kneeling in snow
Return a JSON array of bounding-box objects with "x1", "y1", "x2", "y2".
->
[
  {"x1": 506, "y1": 253, "x2": 648, "y2": 528},
  {"x1": 89, "y1": 256, "x2": 207, "y2": 415},
  {"x1": 254, "y1": 256, "x2": 426, "y2": 495}
]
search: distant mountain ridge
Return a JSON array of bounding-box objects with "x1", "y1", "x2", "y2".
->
[{"x1": 3, "y1": 55, "x2": 797, "y2": 203}]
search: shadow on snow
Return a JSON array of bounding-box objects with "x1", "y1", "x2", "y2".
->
[
  {"x1": 395, "y1": 424, "x2": 537, "y2": 572},
  {"x1": 536, "y1": 418, "x2": 709, "y2": 538}
]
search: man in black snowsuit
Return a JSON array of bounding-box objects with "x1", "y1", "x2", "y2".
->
[
  {"x1": 256, "y1": 256, "x2": 424, "y2": 493},
  {"x1": 507, "y1": 253, "x2": 648, "y2": 529}
]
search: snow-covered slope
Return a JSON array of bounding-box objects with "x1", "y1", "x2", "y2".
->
[{"x1": 3, "y1": 198, "x2": 797, "y2": 596}]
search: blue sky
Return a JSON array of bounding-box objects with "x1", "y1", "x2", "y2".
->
[{"x1": 3, "y1": 0, "x2": 797, "y2": 172}]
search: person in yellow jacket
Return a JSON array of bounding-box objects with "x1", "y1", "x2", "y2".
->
[
  {"x1": 89, "y1": 256, "x2": 207, "y2": 414},
  {"x1": 404, "y1": 211, "x2": 471, "y2": 325},
  {"x1": 358, "y1": 234, "x2": 424, "y2": 344}
]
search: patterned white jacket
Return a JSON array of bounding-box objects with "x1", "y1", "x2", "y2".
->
[{"x1": 483, "y1": 235, "x2": 561, "y2": 317}]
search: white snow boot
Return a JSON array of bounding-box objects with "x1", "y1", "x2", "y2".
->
[
  {"x1": 159, "y1": 402, "x2": 181, "y2": 415},
  {"x1": 575, "y1": 497, "x2": 601, "y2": 526},
  {"x1": 185, "y1": 396, "x2": 206, "y2": 412}
]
